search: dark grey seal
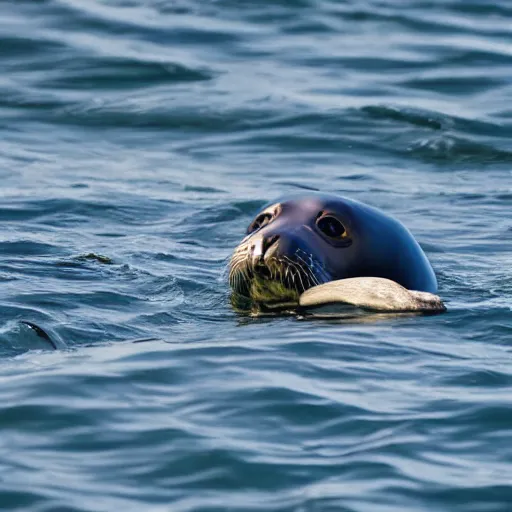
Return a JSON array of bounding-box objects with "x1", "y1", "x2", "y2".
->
[{"x1": 229, "y1": 193, "x2": 444, "y2": 313}]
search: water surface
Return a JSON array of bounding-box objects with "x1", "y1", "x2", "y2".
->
[{"x1": 0, "y1": 0, "x2": 511, "y2": 510}]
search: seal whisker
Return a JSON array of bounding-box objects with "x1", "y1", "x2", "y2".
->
[
  {"x1": 283, "y1": 256, "x2": 307, "y2": 290},
  {"x1": 291, "y1": 253, "x2": 319, "y2": 289},
  {"x1": 294, "y1": 253, "x2": 321, "y2": 287},
  {"x1": 229, "y1": 254, "x2": 252, "y2": 296},
  {"x1": 282, "y1": 255, "x2": 307, "y2": 293},
  {"x1": 295, "y1": 248, "x2": 329, "y2": 286}
]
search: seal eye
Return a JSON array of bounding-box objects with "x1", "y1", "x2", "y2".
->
[{"x1": 316, "y1": 214, "x2": 347, "y2": 239}]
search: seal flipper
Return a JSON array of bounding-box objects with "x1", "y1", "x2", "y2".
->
[
  {"x1": 20, "y1": 321, "x2": 58, "y2": 349},
  {"x1": 299, "y1": 277, "x2": 446, "y2": 313}
]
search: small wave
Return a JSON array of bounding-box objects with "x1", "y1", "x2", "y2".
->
[
  {"x1": 409, "y1": 135, "x2": 512, "y2": 164},
  {"x1": 362, "y1": 105, "x2": 447, "y2": 130},
  {"x1": 40, "y1": 59, "x2": 213, "y2": 91},
  {"x1": 361, "y1": 105, "x2": 512, "y2": 164}
]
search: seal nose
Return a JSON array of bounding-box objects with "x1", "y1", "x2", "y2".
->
[{"x1": 250, "y1": 234, "x2": 280, "y2": 267}]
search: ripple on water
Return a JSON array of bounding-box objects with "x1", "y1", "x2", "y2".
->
[{"x1": 0, "y1": 0, "x2": 511, "y2": 510}]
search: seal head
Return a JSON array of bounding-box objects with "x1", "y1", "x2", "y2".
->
[{"x1": 229, "y1": 193, "x2": 437, "y2": 310}]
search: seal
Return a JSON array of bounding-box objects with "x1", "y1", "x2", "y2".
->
[{"x1": 229, "y1": 193, "x2": 443, "y2": 313}]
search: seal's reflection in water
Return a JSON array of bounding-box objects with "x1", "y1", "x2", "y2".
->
[
  {"x1": 297, "y1": 303, "x2": 440, "y2": 322},
  {"x1": 235, "y1": 301, "x2": 442, "y2": 323}
]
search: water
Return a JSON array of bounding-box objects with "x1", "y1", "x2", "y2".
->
[{"x1": 0, "y1": 0, "x2": 511, "y2": 510}]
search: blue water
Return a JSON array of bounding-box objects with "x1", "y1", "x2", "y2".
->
[{"x1": 1, "y1": 0, "x2": 511, "y2": 510}]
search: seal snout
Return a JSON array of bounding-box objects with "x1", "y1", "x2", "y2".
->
[{"x1": 249, "y1": 234, "x2": 280, "y2": 273}]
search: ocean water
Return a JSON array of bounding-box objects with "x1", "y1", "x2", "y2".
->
[{"x1": 0, "y1": 0, "x2": 511, "y2": 510}]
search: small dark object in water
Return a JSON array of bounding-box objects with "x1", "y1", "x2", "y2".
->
[
  {"x1": 20, "y1": 321, "x2": 58, "y2": 350},
  {"x1": 79, "y1": 253, "x2": 113, "y2": 265}
]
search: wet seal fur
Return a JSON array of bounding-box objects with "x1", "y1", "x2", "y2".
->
[{"x1": 229, "y1": 193, "x2": 445, "y2": 314}]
